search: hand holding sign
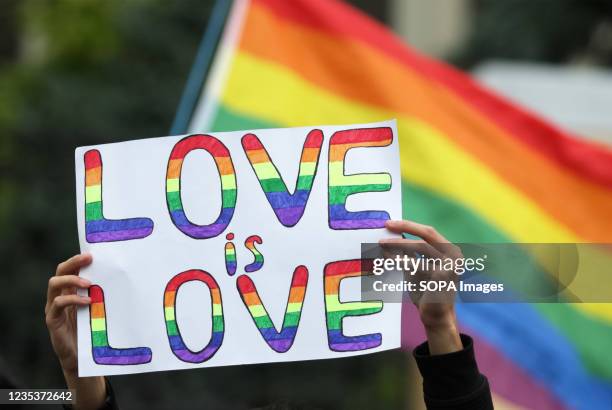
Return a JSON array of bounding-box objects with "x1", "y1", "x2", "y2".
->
[{"x1": 75, "y1": 120, "x2": 402, "y2": 376}]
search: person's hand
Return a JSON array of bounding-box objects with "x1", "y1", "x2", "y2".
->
[
  {"x1": 380, "y1": 220, "x2": 463, "y2": 355},
  {"x1": 46, "y1": 253, "x2": 106, "y2": 410},
  {"x1": 46, "y1": 254, "x2": 93, "y2": 373}
]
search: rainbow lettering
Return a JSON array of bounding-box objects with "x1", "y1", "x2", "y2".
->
[
  {"x1": 242, "y1": 130, "x2": 323, "y2": 227},
  {"x1": 224, "y1": 233, "x2": 237, "y2": 276},
  {"x1": 324, "y1": 260, "x2": 382, "y2": 351},
  {"x1": 84, "y1": 149, "x2": 154, "y2": 243},
  {"x1": 166, "y1": 135, "x2": 237, "y2": 239},
  {"x1": 89, "y1": 285, "x2": 152, "y2": 365},
  {"x1": 328, "y1": 128, "x2": 392, "y2": 229},
  {"x1": 164, "y1": 270, "x2": 224, "y2": 363},
  {"x1": 236, "y1": 266, "x2": 308, "y2": 353},
  {"x1": 244, "y1": 235, "x2": 264, "y2": 273}
]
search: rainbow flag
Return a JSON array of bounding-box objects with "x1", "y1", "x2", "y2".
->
[{"x1": 183, "y1": 0, "x2": 612, "y2": 408}]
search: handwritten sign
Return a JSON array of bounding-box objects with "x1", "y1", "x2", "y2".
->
[{"x1": 75, "y1": 120, "x2": 402, "y2": 376}]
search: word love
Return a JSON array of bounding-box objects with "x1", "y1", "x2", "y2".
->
[
  {"x1": 88, "y1": 259, "x2": 382, "y2": 366},
  {"x1": 83, "y1": 127, "x2": 393, "y2": 243}
]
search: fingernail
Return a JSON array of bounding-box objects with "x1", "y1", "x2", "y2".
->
[
  {"x1": 82, "y1": 296, "x2": 91, "y2": 303},
  {"x1": 80, "y1": 278, "x2": 92, "y2": 287}
]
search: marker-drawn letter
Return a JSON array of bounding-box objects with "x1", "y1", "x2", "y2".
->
[
  {"x1": 324, "y1": 259, "x2": 382, "y2": 351},
  {"x1": 242, "y1": 130, "x2": 323, "y2": 227},
  {"x1": 89, "y1": 285, "x2": 152, "y2": 365},
  {"x1": 166, "y1": 135, "x2": 236, "y2": 239},
  {"x1": 164, "y1": 270, "x2": 224, "y2": 363},
  {"x1": 236, "y1": 266, "x2": 308, "y2": 353},
  {"x1": 328, "y1": 128, "x2": 392, "y2": 230},
  {"x1": 84, "y1": 150, "x2": 154, "y2": 243}
]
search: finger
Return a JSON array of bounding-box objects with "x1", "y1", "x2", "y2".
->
[
  {"x1": 46, "y1": 276, "x2": 92, "y2": 313},
  {"x1": 55, "y1": 253, "x2": 92, "y2": 277},
  {"x1": 385, "y1": 220, "x2": 461, "y2": 257},
  {"x1": 46, "y1": 294, "x2": 91, "y2": 325},
  {"x1": 379, "y1": 238, "x2": 444, "y2": 259},
  {"x1": 385, "y1": 220, "x2": 449, "y2": 243}
]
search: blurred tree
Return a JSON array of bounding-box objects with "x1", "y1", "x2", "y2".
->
[
  {"x1": 348, "y1": 0, "x2": 388, "y2": 23},
  {"x1": 454, "y1": 0, "x2": 612, "y2": 67},
  {"x1": 0, "y1": 0, "x2": 19, "y2": 65},
  {"x1": 1, "y1": 0, "x2": 610, "y2": 408},
  {"x1": 0, "y1": 1, "x2": 405, "y2": 409}
]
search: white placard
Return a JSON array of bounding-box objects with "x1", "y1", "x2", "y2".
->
[{"x1": 75, "y1": 120, "x2": 402, "y2": 376}]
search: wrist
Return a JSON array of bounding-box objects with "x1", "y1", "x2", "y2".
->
[
  {"x1": 422, "y1": 312, "x2": 462, "y2": 355},
  {"x1": 63, "y1": 371, "x2": 107, "y2": 410},
  {"x1": 61, "y1": 367, "x2": 79, "y2": 391},
  {"x1": 61, "y1": 360, "x2": 78, "y2": 381}
]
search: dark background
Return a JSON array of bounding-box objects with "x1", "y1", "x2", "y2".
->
[{"x1": 1, "y1": 0, "x2": 610, "y2": 408}]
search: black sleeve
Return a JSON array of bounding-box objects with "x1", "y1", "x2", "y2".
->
[
  {"x1": 101, "y1": 378, "x2": 119, "y2": 410},
  {"x1": 62, "y1": 378, "x2": 118, "y2": 410},
  {"x1": 413, "y1": 334, "x2": 494, "y2": 410}
]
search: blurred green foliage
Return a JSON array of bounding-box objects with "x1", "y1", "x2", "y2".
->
[
  {"x1": 1, "y1": 0, "x2": 609, "y2": 408},
  {"x1": 455, "y1": 0, "x2": 612, "y2": 67},
  {"x1": 0, "y1": 1, "x2": 406, "y2": 409}
]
